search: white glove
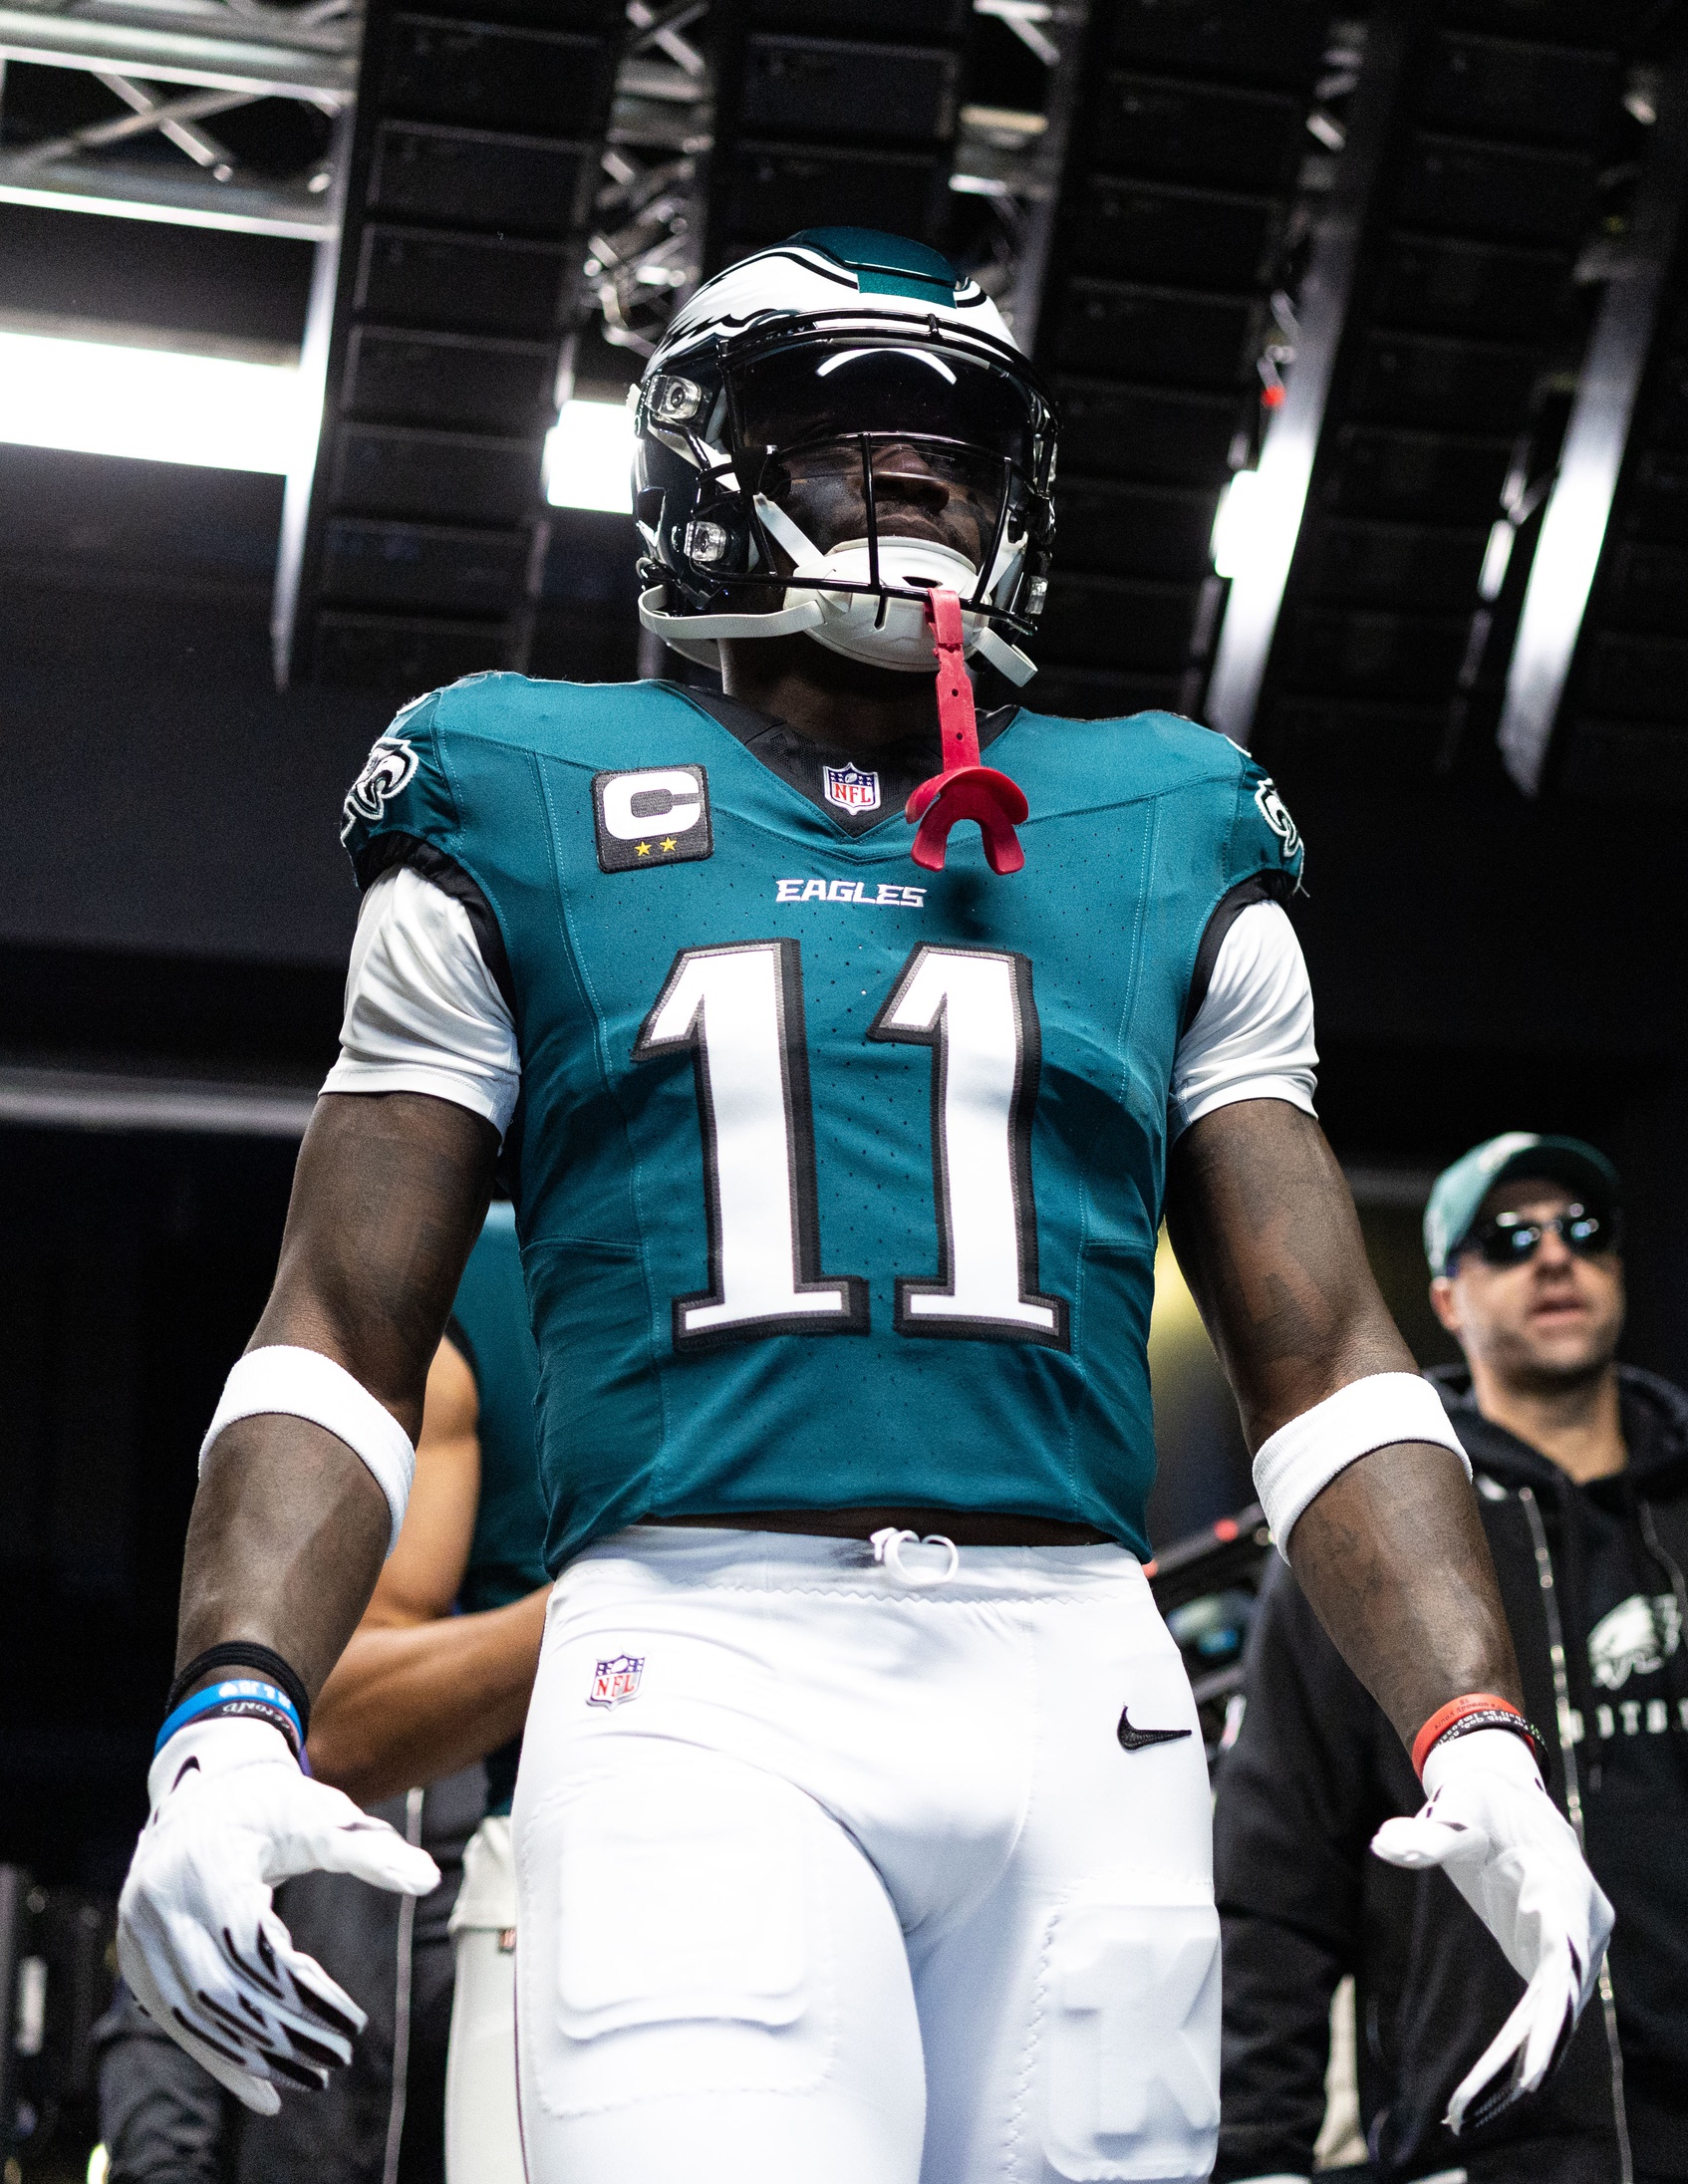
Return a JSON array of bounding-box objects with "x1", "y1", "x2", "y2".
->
[
  {"x1": 1371, "y1": 1727, "x2": 1612, "y2": 2134},
  {"x1": 118, "y1": 1717, "x2": 440, "y2": 2114}
]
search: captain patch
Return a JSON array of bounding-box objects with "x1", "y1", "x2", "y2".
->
[{"x1": 593, "y1": 765, "x2": 712, "y2": 873}]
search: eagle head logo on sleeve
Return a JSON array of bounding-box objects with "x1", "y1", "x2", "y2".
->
[
  {"x1": 341, "y1": 735, "x2": 421, "y2": 842},
  {"x1": 1254, "y1": 777, "x2": 1302, "y2": 864}
]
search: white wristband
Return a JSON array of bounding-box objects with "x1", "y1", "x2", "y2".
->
[
  {"x1": 199, "y1": 1345, "x2": 415, "y2": 1554},
  {"x1": 1253, "y1": 1371, "x2": 1469, "y2": 1556}
]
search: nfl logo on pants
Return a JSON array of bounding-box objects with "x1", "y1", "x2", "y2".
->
[{"x1": 587, "y1": 1653, "x2": 644, "y2": 1708}]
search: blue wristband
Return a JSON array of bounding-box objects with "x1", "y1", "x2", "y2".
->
[{"x1": 154, "y1": 1679, "x2": 305, "y2": 1763}]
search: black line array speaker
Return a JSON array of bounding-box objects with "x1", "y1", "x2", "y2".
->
[
  {"x1": 1257, "y1": 13, "x2": 1622, "y2": 777},
  {"x1": 281, "y1": 0, "x2": 627, "y2": 692},
  {"x1": 1030, "y1": 0, "x2": 1330, "y2": 722},
  {"x1": 703, "y1": 0, "x2": 973, "y2": 272}
]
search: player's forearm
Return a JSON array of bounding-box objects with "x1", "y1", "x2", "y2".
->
[
  {"x1": 308, "y1": 1587, "x2": 549, "y2": 1804},
  {"x1": 178, "y1": 1419, "x2": 395, "y2": 1699},
  {"x1": 1167, "y1": 1101, "x2": 1523, "y2": 1750},
  {"x1": 1284, "y1": 1443, "x2": 1523, "y2": 1749},
  {"x1": 175, "y1": 1091, "x2": 498, "y2": 1698}
]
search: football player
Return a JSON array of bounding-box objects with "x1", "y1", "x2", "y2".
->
[{"x1": 118, "y1": 230, "x2": 1609, "y2": 2184}]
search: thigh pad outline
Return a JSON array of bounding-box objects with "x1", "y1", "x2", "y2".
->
[
  {"x1": 556, "y1": 1770, "x2": 805, "y2": 2039},
  {"x1": 520, "y1": 1755, "x2": 835, "y2": 2119},
  {"x1": 1038, "y1": 1883, "x2": 1220, "y2": 2183}
]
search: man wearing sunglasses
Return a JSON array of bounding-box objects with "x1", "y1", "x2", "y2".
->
[{"x1": 1216, "y1": 1131, "x2": 1688, "y2": 2184}]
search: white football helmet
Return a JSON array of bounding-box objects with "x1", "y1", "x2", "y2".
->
[{"x1": 630, "y1": 228, "x2": 1056, "y2": 682}]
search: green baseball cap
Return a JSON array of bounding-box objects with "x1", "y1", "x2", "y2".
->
[{"x1": 1424, "y1": 1132, "x2": 1621, "y2": 1276}]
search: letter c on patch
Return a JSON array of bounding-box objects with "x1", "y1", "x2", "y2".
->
[{"x1": 601, "y1": 769, "x2": 703, "y2": 842}]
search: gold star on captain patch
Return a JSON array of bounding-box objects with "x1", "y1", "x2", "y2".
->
[
  {"x1": 635, "y1": 841, "x2": 651, "y2": 856},
  {"x1": 660, "y1": 836, "x2": 678, "y2": 852}
]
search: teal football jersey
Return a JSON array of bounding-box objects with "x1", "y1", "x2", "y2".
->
[
  {"x1": 449, "y1": 1202, "x2": 547, "y2": 1620},
  {"x1": 446, "y1": 1201, "x2": 546, "y2": 1814},
  {"x1": 341, "y1": 676, "x2": 1303, "y2": 1570}
]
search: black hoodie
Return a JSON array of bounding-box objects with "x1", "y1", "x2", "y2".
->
[{"x1": 1214, "y1": 1365, "x2": 1688, "y2": 2184}]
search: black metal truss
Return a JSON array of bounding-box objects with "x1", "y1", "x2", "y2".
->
[{"x1": 0, "y1": 0, "x2": 357, "y2": 238}]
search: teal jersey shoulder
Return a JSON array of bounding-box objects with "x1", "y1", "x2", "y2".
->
[
  {"x1": 344, "y1": 675, "x2": 1303, "y2": 1569},
  {"x1": 448, "y1": 1201, "x2": 546, "y2": 1616}
]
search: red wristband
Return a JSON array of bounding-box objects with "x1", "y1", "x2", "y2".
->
[{"x1": 1411, "y1": 1693, "x2": 1546, "y2": 1781}]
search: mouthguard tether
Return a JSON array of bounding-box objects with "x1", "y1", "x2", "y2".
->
[{"x1": 905, "y1": 588, "x2": 1027, "y2": 876}]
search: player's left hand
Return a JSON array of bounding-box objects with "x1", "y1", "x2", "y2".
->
[
  {"x1": 118, "y1": 1716, "x2": 439, "y2": 2113},
  {"x1": 1370, "y1": 1726, "x2": 1612, "y2": 2134}
]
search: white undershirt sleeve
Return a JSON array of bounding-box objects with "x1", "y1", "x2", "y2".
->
[
  {"x1": 321, "y1": 865, "x2": 521, "y2": 1137},
  {"x1": 1170, "y1": 899, "x2": 1317, "y2": 1139}
]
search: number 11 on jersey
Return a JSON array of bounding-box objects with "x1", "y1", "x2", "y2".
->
[
  {"x1": 869, "y1": 946, "x2": 1068, "y2": 1347},
  {"x1": 634, "y1": 939, "x2": 1068, "y2": 1352},
  {"x1": 633, "y1": 941, "x2": 871, "y2": 1349}
]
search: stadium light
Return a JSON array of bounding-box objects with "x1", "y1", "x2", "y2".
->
[
  {"x1": 544, "y1": 398, "x2": 635, "y2": 514},
  {"x1": 0, "y1": 329, "x2": 307, "y2": 473},
  {"x1": 1210, "y1": 468, "x2": 1269, "y2": 582}
]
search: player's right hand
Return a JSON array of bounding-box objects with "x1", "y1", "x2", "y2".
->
[
  {"x1": 1370, "y1": 1726, "x2": 1612, "y2": 2135},
  {"x1": 118, "y1": 1715, "x2": 440, "y2": 2113}
]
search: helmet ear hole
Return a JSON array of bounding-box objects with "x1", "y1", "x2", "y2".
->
[
  {"x1": 649, "y1": 374, "x2": 703, "y2": 423},
  {"x1": 685, "y1": 520, "x2": 730, "y2": 567},
  {"x1": 635, "y1": 487, "x2": 665, "y2": 531}
]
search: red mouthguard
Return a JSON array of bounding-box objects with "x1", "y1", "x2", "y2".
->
[{"x1": 904, "y1": 588, "x2": 1026, "y2": 877}]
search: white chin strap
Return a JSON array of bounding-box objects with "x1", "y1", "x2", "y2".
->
[{"x1": 638, "y1": 498, "x2": 1037, "y2": 685}]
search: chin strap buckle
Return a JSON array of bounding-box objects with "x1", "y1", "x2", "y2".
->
[{"x1": 905, "y1": 589, "x2": 1027, "y2": 876}]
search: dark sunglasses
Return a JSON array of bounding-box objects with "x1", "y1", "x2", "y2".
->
[{"x1": 1465, "y1": 1204, "x2": 1620, "y2": 1268}]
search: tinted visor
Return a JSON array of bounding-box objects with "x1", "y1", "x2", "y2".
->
[
  {"x1": 760, "y1": 436, "x2": 1013, "y2": 564},
  {"x1": 733, "y1": 341, "x2": 1042, "y2": 472}
]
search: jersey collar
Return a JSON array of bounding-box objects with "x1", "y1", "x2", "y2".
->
[{"x1": 668, "y1": 683, "x2": 1019, "y2": 841}]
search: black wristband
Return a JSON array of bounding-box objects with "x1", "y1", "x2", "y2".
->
[
  {"x1": 1430, "y1": 1706, "x2": 1551, "y2": 1778},
  {"x1": 167, "y1": 1643, "x2": 312, "y2": 1741}
]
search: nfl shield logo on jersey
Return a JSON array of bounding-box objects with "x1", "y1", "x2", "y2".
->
[
  {"x1": 824, "y1": 763, "x2": 880, "y2": 813},
  {"x1": 587, "y1": 1654, "x2": 644, "y2": 1708}
]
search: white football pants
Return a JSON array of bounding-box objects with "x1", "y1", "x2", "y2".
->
[
  {"x1": 511, "y1": 1525, "x2": 1219, "y2": 2184},
  {"x1": 444, "y1": 1816, "x2": 524, "y2": 2184}
]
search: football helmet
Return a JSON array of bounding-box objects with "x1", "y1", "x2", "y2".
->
[{"x1": 631, "y1": 228, "x2": 1056, "y2": 682}]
